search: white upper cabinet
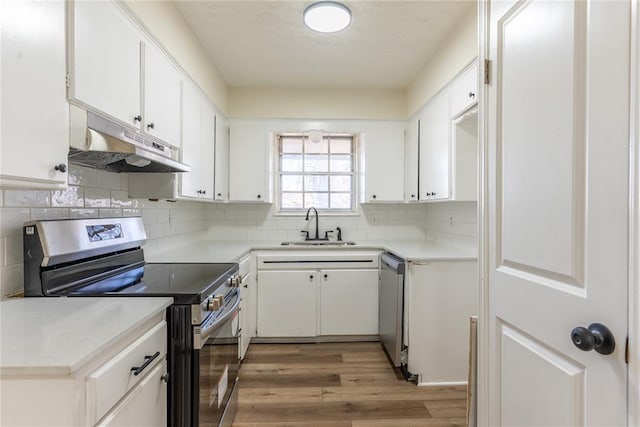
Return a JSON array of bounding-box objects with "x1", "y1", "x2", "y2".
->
[
  {"x1": 359, "y1": 125, "x2": 405, "y2": 203},
  {"x1": 69, "y1": 0, "x2": 182, "y2": 148},
  {"x1": 419, "y1": 92, "x2": 450, "y2": 201},
  {"x1": 1, "y1": 0, "x2": 69, "y2": 188},
  {"x1": 180, "y1": 81, "x2": 214, "y2": 200},
  {"x1": 451, "y1": 109, "x2": 478, "y2": 201},
  {"x1": 404, "y1": 117, "x2": 420, "y2": 202},
  {"x1": 214, "y1": 114, "x2": 229, "y2": 201},
  {"x1": 69, "y1": 0, "x2": 142, "y2": 128},
  {"x1": 228, "y1": 123, "x2": 273, "y2": 203},
  {"x1": 143, "y1": 41, "x2": 182, "y2": 146},
  {"x1": 450, "y1": 62, "x2": 479, "y2": 118}
]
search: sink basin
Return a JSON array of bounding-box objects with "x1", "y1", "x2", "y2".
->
[{"x1": 280, "y1": 241, "x2": 357, "y2": 246}]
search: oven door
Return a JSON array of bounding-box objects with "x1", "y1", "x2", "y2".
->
[{"x1": 193, "y1": 289, "x2": 240, "y2": 427}]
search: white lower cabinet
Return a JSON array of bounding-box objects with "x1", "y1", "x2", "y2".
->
[
  {"x1": 257, "y1": 270, "x2": 318, "y2": 337},
  {"x1": 0, "y1": 317, "x2": 168, "y2": 426},
  {"x1": 319, "y1": 269, "x2": 379, "y2": 335},
  {"x1": 96, "y1": 361, "x2": 167, "y2": 427},
  {"x1": 407, "y1": 260, "x2": 477, "y2": 385},
  {"x1": 238, "y1": 254, "x2": 254, "y2": 360},
  {"x1": 255, "y1": 251, "x2": 381, "y2": 338}
]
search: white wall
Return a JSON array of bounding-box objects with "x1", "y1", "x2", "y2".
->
[
  {"x1": 204, "y1": 203, "x2": 431, "y2": 243},
  {"x1": 406, "y1": 7, "x2": 478, "y2": 116},
  {"x1": 228, "y1": 87, "x2": 406, "y2": 120},
  {"x1": 0, "y1": 165, "x2": 207, "y2": 298},
  {"x1": 123, "y1": 0, "x2": 229, "y2": 114}
]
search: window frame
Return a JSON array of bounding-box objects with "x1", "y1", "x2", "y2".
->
[{"x1": 275, "y1": 132, "x2": 359, "y2": 215}]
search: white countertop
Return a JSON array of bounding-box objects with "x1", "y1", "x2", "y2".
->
[
  {"x1": 145, "y1": 239, "x2": 477, "y2": 263},
  {"x1": 0, "y1": 297, "x2": 173, "y2": 376}
]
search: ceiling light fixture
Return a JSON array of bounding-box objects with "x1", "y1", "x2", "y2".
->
[{"x1": 303, "y1": 1, "x2": 351, "y2": 33}]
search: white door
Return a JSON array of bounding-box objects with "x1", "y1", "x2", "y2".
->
[{"x1": 486, "y1": 1, "x2": 629, "y2": 425}]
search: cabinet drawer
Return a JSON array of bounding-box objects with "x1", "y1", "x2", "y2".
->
[
  {"x1": 96, "y1": 360, "x2": 167, "y2": 427},
  {"x1": 87, "y1": 321, "x2": 167, "y2": 425}
]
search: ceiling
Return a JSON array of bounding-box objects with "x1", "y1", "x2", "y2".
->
[{"x1": 173, "y1": 1, "x2": 475, "y2": 89}]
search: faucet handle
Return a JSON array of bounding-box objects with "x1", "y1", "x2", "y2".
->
[
  {"x1": 300, "y1": 230, "x2": 310, "y2": 240},
  {"x1": 335, "y1": 227, "x2": 342, "y2": 241},
  {"x1": 323, "y1": 230, "x2": 334, "y2": 240}
]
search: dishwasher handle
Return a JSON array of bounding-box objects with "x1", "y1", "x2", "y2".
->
[{"x1": 381, "y1": 253, "x2": 405, "y2": 274}]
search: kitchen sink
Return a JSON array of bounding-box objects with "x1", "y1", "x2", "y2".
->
[{"x1": 280, "y1": 241, "x2": 357, "y2": 246}]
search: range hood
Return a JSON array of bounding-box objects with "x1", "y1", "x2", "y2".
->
[{"x1": 68, "y1": 106, "x2": 191, "y2": 173}]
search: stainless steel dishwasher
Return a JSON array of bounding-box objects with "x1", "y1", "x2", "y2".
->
[{"x1": 379, "y1": 252, "x2": 405, "y2": 367}]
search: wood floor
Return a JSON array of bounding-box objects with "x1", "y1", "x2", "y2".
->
[{"x1": 233, "y1": 342, "x2": 468, "y2": 427}]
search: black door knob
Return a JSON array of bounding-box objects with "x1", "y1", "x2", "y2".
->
[
  {"x1": 571, "y1": 323, "x2": 615, "y2": 355},
  {"x1": 469, "y1": 92, "x2": 476, "y2": 98},
  {"x1": 133, "y1": 115, "x2": 142, "y2": 123},
  {"x1": 372, "y1": 194, "x2": 377, "y2": 199},
  {"x1": 54, "y1": 163, "x2": 67, "y2": 173},
  {"x1": 147, "y1": 122, "x2": 155, "y2": 130}
]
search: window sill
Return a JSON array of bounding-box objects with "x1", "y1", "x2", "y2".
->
[{"x1": 273, "y1": 211, "x2": 360, "y2": 217}]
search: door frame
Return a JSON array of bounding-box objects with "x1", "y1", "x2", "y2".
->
[
  {"x1": 630, "y1": 0, "x2": 640, "y2": 425},
  {"x1": 476, "y1": 0, "x2": 638, "y2": 425}
]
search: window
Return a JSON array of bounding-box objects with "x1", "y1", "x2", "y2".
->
[{"x1": 278, "y1": 133, "x2": 355, "y2": 212}]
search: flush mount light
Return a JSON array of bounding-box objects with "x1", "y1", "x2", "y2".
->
[{"x1": 303, "y1": 1, "x2": 351, "y2": 33}]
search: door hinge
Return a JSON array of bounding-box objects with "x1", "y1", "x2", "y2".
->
[
  {"x1": 484, "y1": 59, "x2": 491, "y2": 85},
  {"x1": 65, "y1": 74, "x2": 70, "y2": 88},
  {"x1": 625, "y1": 336, "x2": 629, "y2": 364}
]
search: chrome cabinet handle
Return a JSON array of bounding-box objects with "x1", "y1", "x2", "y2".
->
[{"x1": 131, "y1": 351, "x2": 160, "y2": 376}]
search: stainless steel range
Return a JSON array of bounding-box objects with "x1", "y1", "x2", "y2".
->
[{"x1": 23, "y1": 217, "x2": 240, "y2": 427}]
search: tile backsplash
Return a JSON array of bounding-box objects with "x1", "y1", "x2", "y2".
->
[
  {"x1": 0, "y1": 163, "x2": 478, "y2": 298},
  {"x1": 0, "y1": 165, "x2": 207, "y2": 297}
]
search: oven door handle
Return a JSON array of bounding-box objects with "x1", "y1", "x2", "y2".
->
[{"x1": 193, "y1": 292, "x2": 240, "y2": 350}]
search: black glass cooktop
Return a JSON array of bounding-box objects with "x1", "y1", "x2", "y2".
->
[{"x1": 71, "y1": 262, "x2": 238, "y2": 304}]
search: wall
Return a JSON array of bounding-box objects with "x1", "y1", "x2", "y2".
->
[
  {"x1": 123, "y1": 0, "x2": 229, "y2": 114},
  {"x1": 203, "y1": 203, "x2": 431, "y2": 243},
  {"x1": 406, "y1": 7, "x2": 478, "y2": 116},
  {"x1": 228, "y1": 87, "x2": 406, "y2": 120},
  {"x1": 423, "y1": 202, "x2": 478, "y2": 242},
  {"x1": 0, "y1": 165, "x2": 207, "y2": 298}
]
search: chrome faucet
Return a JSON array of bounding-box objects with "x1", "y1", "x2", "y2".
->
[{"x1": 304, "y1": 207, "x2": 321, "y2": 240}]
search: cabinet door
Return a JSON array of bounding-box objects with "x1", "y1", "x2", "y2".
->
[
  {"x1": 214, "y1": 114, "x2": 229, "y2": 201},
  {"x1": 180, "y1": 82, "x2": 202, "y2": 199},
  {"x1": 143, "y1": 41, "x2": 182, "y2": 146},
  {"x1": 199, "y1": 100, "x2": 215, "y2": 200},
  {"x1": 404, "y1": 117, "x2": 419, "y2": 202},
  {"x1": 257, "y1": 270, "x2": 317, "y2": 337},
  {"x1": 70, "y1": 0, "x2": 142, "y2": 128},
  {"x1": 361, "y1": 125, "x2": 405, "y2": 202},
  {"x1": 229, "y1": 124, "x2": 271, "y2": 202},
  {"x1": 239, "y1": 271, "x2": 253, "y2": 360},
  {"x1": 419, "y1": 93, "x2": 451, "y2": 201},
  {"x1": 320, "y1": 269, "x2": 379, "y2": 335},
  {"x1": 1, "y1": 0, "x2": 68, "y2": 188},
  {"x1": 96, "y1": 361, "x2": 167, "y2": 427},
  {"x1": 450, "y1": 62, "x2": 479, "y2": 119}
]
